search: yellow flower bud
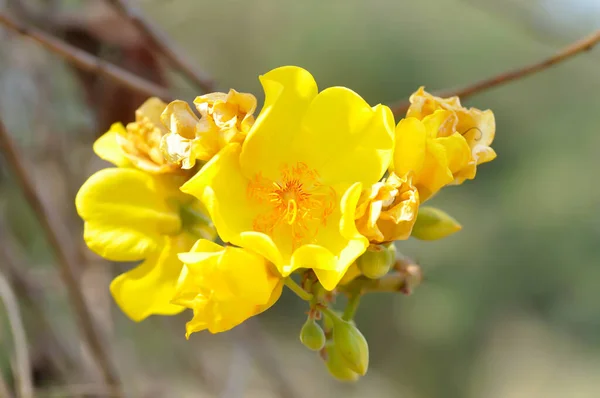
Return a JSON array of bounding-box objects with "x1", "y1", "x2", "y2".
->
[
  {"x1": 300, "y1": 318, "x2": 326, "y2": 351},
  {"x1": 331, "y1": 317, "x2": 369, "y2": 375},
  {"x1": 356, "y1": 244, "x2": 395, "y2": 279},
  {"x1": 323, "y1": 342, "x2": 360, "y2": 382},
  {"x1": 411, "y1": 207, "x2": 462, "y2": 241}
]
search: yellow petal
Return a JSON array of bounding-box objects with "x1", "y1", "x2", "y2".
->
[
  {"x1": 313, "y1": 183, "x2": 368, "y2": 290},
  {"x1": 291, "y1": 244, "x2": 337, "y2": 278},
  {"x1": 436, "y1": 133, "x2": 472, "y2": 175},
  {"x1": 93, "y1": 123, "x2": 131, "y2": 167},
  {"x1": 392, "y1": 117, "x2": 427, "y2": 177},
  {"x1": 338, "y1": 262, "x2": 361, "y2": 285},
  {"x1": 217, "y1": 246, "x2": 280, "y2": 304},
  {"x1": 83, "y1": 222, "x2": 161, "y2": 262},
  {"x1": 239, "y1": 231, "x2": 284, "y2": 269},
  {"x1": 422, "y1": 110, "x2": 457, "y2": 138},
  {"x1": 258, "y1": 280, "x2": 284, "y2": 313},
  {"x1": 456, "y1": 108, "x2": 495, "y2": 148},
  {"x1": 76, "y1": 168, "x2": 181, "y2": 260},
  {"x1": 176, "y1": 241, "x2": 283, "y2": 337},
  {"x1": 161, "y1": 100, "x2": 199, "y2": 139},
  {"x1": 181, "y1": 143, "x2": 258, "y2": 246},
  {"x1": 240, "y1": 66, "x2": 318, "y2": 180},
  {"x1": 110, "y1": 235, "x2": 194, "y2": 322},
  {"x1": 297, "y1": 88, "x2": 395, "y2": 185},
  {"x1": 205, "y1": 301, "x2": 258, "y2": 334},
  {"x1": 416, "y1": 141, "x2": 453, "y2": 201}
]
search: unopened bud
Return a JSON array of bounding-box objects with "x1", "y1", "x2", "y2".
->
[
  {"x1": 323, "y1": 342, "x2": 360, "y2": 382},
  {"x1": 323, "y1": 310, "x2": 356, "y2": 332},
  {"x1": 300, "y1": 318, "x2": 326, "y2": 351},
  {"x1": 356, "y1": 244, "x2": 395, "y2": 279},
  {"x1": 411, "y1": 207, "x2": 462, "y2": 241},
  {"x1": 331, "y1": 317, "x2": 369, "y2": 375}
]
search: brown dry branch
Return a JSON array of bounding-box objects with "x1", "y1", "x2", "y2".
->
[
  {"x1": 389, "y1": 29, "x2": 600, "y2": 116},
  {"x1": 0, "y1": 118, "x2": 123, "y2": 397},
  {"x1": 0, "y1": 221, "x2": 85, "y2": 388},
  {"x1": 54, "y1": 2, "x2": 171, "y2": 133},
  {"x1": 0, "y1": 272, "x2": 33, "y2": 398},
  {"x1": 106, "y1": 0, "x2": 215, "y2": 92},
  {"x1": 0, "y1": 12, "x2": 173, "y2": 102}
]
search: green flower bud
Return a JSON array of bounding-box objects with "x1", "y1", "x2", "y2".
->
[
  {"x1": 323, "y1": 342, "x2": 360, "y2": 382},
  {"x1": 411, "y1": 207, "x2": 461, "y2": 241},
  {"x1": 300, "y1": 318, "x2": 326, "y2": 351},
  {"x1": 331, "y1": 317, "x2": 369, "y2": 375},
  {"x1": 356, "y1": 244, "x2": 395, "y2": 279}
]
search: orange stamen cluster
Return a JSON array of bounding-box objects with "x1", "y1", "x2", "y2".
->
[{"x1": 248, "y1": 162, "x2": 336, "y2": 248}]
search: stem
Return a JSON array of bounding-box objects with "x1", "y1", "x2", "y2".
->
[
  {"x1": 0, "y1": 272, "x2": 33, "y2": 398},
  {"x1": 284, "y1": 277, "x2": 313, "y2": 301},
  {"x1": 319, "y1": 306, "x2": 338, "y2": 322},
  {"x1": 389, "y1": 29, "x2": 600, "y2": 116},
  {"x1": 342, "y1": 293, "x2": 361, "y2": 321},
  {"x1": 0, "y1": 12, "x2": 173, "y2": 102},
  {"x1": 0, "y1": 117, "x2": 123, "y2": 396},
  {"x1": 106, "y1": 0, "x2": 215, "y2": 93}
]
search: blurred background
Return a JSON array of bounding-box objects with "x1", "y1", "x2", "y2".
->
[{"x1": 1, "y1": 0, "x2": 599, "y2": 397}]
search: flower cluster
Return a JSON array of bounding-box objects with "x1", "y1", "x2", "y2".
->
[{"x1": 76, "y1": 66, "x2": 495, "y2": 380}]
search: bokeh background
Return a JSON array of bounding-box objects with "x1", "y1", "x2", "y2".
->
[{"x1": 1, "y1": 0, "x2": 600, "y2": 397}]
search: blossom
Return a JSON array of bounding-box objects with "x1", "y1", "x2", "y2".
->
[
  {"x1": 406, "y1": 87, "x2": 496, "y2": 184},
  {"x1": 392, "y1": 110, "x2": 472, "y2": 201},
  {"x1": 181, "y1": 66, "x2": 395, "y2": 290},
  {"x1": 76, "y1": 125, "x2": 215, "y2": 321},
  {"x1": 94, "y1": 97, "x2": 181, "y2": 174},
  {"x1": 172, "y1": 240, "x2": 282, "y2": 336},
  {"x1": 355, "y1": 172, "x2": 419, "y2": 243},
  {"x1": 160, "y1": 89, "x2": 257, "y2": 169}
]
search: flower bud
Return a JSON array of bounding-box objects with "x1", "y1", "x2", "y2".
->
[
  {"x1": 356, "y1": 244, "x2": 395, "y2": 279},
  {"x1": 300, "y1": 318, "x2": 326, "y2": 351},
  {"x1": 411, "y1": 207, "x2": 462, "y2": 241},
  {"x1": 331, "y1": 317, "x2": 369, "y2": 375},
  {"x1": 323, "y1": 342, "x2": 360, "y2": 382}
]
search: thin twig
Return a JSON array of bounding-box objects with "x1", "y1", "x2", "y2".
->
[
  {"x1": 389, "y1": 29, "x2": 600, "y2": 116},
  {"x1": 0, "y1": 220, "x2": 81, "y2": 385},
  {"x1": 0, "y1": 12, "x2": 173, "y2": 102},
  {"x1": 0, "y1": 118, "x2": 123, "y2": 397},
  {"x1": 0, "y1": 272, "x2": 33, "y2": 398},
  {"x1": 107, "y1": 0, "x2": 215, "y2": 92}
]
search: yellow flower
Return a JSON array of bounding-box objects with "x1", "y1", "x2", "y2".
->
[
  {"x1": 76, "y1": 131, "x2": 215, "y2": 321},
  {"x1": 172, "y1": 240, "x2": 282, "y2": 336},
  {"x1": 355, "y1": 172, "x2": 419, "y2": 243},
  {"x1": 160, "y1": 89, "x2": 257, "y2": 169},
  {"x1": 393, "y1": 110, "x2": 472, "y2": 201},
  {"x1": 181, "y1": 66, "x2": 395, "y2": 290},
  {"x1": 407, "y1": 87, "x2": 496, "y2": 184},
  {"x1": 94, "y1": 97, "x2": 181, "y2": 174}
]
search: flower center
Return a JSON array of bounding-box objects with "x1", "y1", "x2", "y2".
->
[{"x1": 247, "y1": 162, "x2": 336, "y2": 248}]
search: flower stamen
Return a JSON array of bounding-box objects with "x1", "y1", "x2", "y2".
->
[{"x1": 248, "y1": 162, "x2": 336, "y2": 248}]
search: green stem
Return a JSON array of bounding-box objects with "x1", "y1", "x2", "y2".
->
[
  {"x1": 342, "y1": 293, "x2": 361, "y2": 321},
  {"x1": 319, "y1": 306, "x2": 339, "y2": 322},
  {"x1": 284, "y1": 277, "x2": 313, "y2": 301}
]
